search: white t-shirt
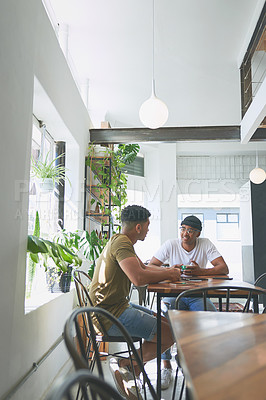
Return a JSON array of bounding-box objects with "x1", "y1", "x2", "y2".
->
[{"x1": 153, "y1": 238, "x2": 221, "y2": 268}]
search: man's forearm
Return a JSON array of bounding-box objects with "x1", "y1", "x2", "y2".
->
[
  {"x1": 147, "y1": 264, "x2": 165, "y2": 271},
  {"x1": 134, "y1": 267, "x2": 180, "y2": 286},
  {"x1": 203, "y1": 264, "x2": 229, "y2": 275}
]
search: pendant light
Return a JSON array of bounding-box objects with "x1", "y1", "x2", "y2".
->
[
  {"x1": 249, "y1": 148, "x2": 266, "y2": 184},
  {"x1": 139, "y1": 0, "x2": 168, "y2": 129}
]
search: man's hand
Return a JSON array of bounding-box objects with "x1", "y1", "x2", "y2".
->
[
  {"x1": 183, "y1": 261, "x2": 204, "y2": 276},
  {"x1": 172, "y1": 264, "x2": 183, "y2": 271},
  {"x1": 167, "y1": 266, "x2": 181, "y2": 282}
]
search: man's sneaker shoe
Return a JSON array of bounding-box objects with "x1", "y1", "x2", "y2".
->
[
  {"x1": 123, "y1": 378, "x2": 143, "y2": 400},
  {"x1": 109, "y1": 357, "x2": 143, "y2": 400},
  {"x1": 109, "y1": 357, "x2": 127, "y2": 397},
  {"x1": 161, "y1": 368, "x2": 172, "y2": 390}
]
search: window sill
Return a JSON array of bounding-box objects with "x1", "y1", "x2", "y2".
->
[{"x1": 24, "y1": 283, "x2": 75, "y2": 314}]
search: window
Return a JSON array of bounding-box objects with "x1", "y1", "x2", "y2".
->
[
  {"x1": 25, "y1": 118, "x2": 64, "y2": 311},
  {"x1": 28, "y1": 121, "x2": 58, "y2": 237},
  {"x1": 122, "y1": 156, "x2": 144, "y2": 177},
  {"x1": 216, "y1": 213, "x2": 240, "y2": 241}
]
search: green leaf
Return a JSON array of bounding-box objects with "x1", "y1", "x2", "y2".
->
[
  {"x1": 33, "y1": 211, "x2": 40, "y2": 237},
  {"x1": 30, "y1": 253, "x2": 39, "y2": 263},
  {"x1": 27, "y1": 235, "x2": 48, "y2": 254}
]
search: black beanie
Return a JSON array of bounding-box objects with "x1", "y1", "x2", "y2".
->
[{"x1": 181, "y1": 215, "x2": 202, "y2": 231}]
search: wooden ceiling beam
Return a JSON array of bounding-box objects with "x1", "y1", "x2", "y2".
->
[
  {"x1": 90, "y1": 125, "x2": 242, "y2": 144},
  {"x1": 90, "y1": 126, "x2": 266, "y2": 144}
]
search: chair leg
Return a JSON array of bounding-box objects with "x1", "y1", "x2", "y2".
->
[
  {"x1": 172, "y1": 366, "x2": 179, "y2": 400},
  {"x1": 138, "y1": 340, "x2": 147, "y2": 400},
  {"x1": 172, "y1": 354, "x2": 185, "y2": 400},
  {"x1": 150, "y1": 293, "x2": 156, "y2": 310}
]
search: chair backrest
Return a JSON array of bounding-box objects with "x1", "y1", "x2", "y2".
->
[
  {"x1": 72, "y1": 269, "x2": 111, "y2": 337},
  {"x1": 64, "y1": 306, "x2": 158, "y2": 400},
  {"x1": 254, "y1": 273, "x2": 266, "y2": 313},
  {"x1": 46, "y1": 369, "x2": 124, "y2": 400},
  {"x1": 72, "y1": 270, "x2": 93, "y2": 308},
  {"x1": 254, "y1": 272, "x2": 266, "y2": 287},
  {"x1": 175, "y1": 284, "x2": 266, "y2": 313}
]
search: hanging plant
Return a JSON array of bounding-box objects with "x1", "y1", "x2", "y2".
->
[{"x1": 31, "y1": 152, "x2": 70, "y2": 186}]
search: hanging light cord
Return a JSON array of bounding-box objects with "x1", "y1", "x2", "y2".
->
[
  {"x1": 152, "y1": 0, "x2": 154, "y2": 83},
  {"x1": 151, "y1": 0, "x2": 155, "y2": 96}
]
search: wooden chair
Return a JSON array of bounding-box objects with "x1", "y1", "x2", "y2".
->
[
  {"x1": 72, "y1": 270, "x2": 92, "y2": 308},
  {"x1": 72, "y1": 270, "x2": 143, "y2": 368},
  {"x1": 46, "y1": 369, "x2": 124, "y2": 400},
  {"x1": 63, "y1": 306, "x2": 158, "y2": 400}
]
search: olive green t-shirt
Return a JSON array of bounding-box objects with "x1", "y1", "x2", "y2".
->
[{"x1": 89, "y1": 234, "x2": 136, "y2": 331}]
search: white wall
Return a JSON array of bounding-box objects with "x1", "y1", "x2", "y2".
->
[
  {"x1": 0, "y1": 1, "x2": 90, "y2": 398},
  {"x1": 127, "y1": 144, "x2": 178, "y2": 261}
]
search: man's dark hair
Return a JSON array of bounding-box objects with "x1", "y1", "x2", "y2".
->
[{"x1": 121, "y1": 205, "x2": 151, "y2": 223}]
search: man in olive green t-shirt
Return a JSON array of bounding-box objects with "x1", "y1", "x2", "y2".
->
[{"x1": 89, "y1": 205, "x2": 181, "y2": 399}]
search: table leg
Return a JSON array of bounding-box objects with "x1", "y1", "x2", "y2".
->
[
  {"x1": 253, "y1": 295, "x2": 259, "y2": 313},
  {"x1": 157, "y1": 293, "x2": 161, "y2": 397}
]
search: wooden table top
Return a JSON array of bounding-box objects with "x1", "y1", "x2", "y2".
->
[
  {"x1": 147, "y1": 276, "x2": 266, "y2": 295},
  {"x1": 169, "y1": 310, "x2": 266, "y2": 400}
]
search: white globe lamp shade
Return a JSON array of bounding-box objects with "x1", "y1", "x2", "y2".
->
[
  {"x1": 249, "y1": 167, "x2": 266, "y2": 184},
  {"x1": 139, "y1": 95, "x2": 168, "y2": 129}
]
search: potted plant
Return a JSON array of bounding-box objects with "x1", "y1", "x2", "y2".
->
[
  {"x1": 53, "y1": 228, "x2": 108, "y2": 279},
  {"x1": 31, "y1": 152, "x2": 70, "y2": 193},
  {"x1": 27, "y1": 235, "x2": 82, "y2": 293}
]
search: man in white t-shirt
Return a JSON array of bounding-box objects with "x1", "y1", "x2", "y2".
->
[{"x1": 148, "y1": 215, "x2": 229, "y2": 389}]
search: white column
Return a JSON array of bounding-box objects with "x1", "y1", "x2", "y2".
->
[
  {"x1": 158, "y1": 143, "x2": 177, "y2": 243},
  {"x1": 240, "y1": 181, "x2": 253, "y2": 282}
]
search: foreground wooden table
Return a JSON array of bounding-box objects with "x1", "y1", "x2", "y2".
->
[
  {"x1": 148, "y1": 277, "x2": 266, "y2": 396},
  {"x1": 169, "y1": 310, "x2": 266, "y2": 400}
]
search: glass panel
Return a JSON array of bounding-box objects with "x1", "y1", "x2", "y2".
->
[
  {"x1": 217, "y1": 214, "x2": 227, "y2": 223},
  {"x1": 228, "y1": 214, "x2": 239, "y2": 223},
  {"x1": 182, "y1": 213, "x2": 204, "y2": 224}
]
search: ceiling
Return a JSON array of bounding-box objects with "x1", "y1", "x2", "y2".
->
[{"x1": 47, "y1": 0, "x2": 262, "y2": 130}]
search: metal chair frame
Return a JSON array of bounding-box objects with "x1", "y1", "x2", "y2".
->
[
  {"x1": 175, "y1": 284, "x2": 266, "y2": 313},
  {"x1": 254, "y1": 272, "x2": 266, "y2": 313},
  {"x1": 72, "y1": 270, "x2": 143, "y2": 369},
  {"x1": 254, "y1": 272, "x2": 266, "y2": 286},
  {"x1": 64, "y1": 306, "x2": 158, "y2": 400},
  {"x1": 46, "y1": 369, "x2": 125, "y2": 400}
]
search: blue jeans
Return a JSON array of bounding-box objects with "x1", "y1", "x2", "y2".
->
[{"x1": 161, "y1": 296, "x2": 217, "y2": 360}]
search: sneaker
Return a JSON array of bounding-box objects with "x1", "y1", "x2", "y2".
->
[
  {"x1": 161, "y1": 368, "x2": 172, "y2": 390},
  {"x1": 123, "y1": 376, "x2": 143, "y2": 400},
  {"x1": 109, "y1": 358, "x2": 143, "y2": 400},
  {"x1": 109, "y1": 357, "x2": 127, "y2": 397}
]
